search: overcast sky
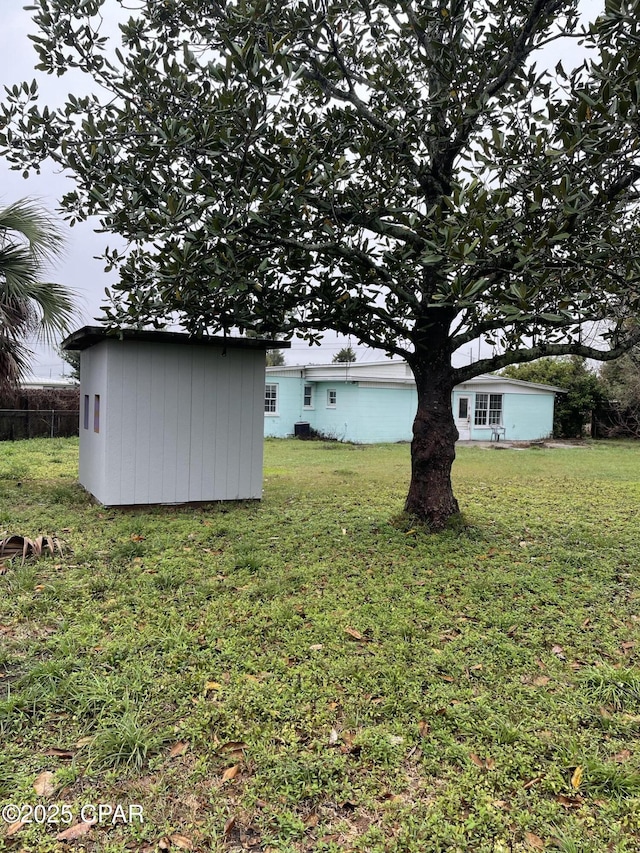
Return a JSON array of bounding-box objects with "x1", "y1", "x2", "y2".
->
[{"x1": 1, "y1": 0, "x2": 602, "y2": 377}]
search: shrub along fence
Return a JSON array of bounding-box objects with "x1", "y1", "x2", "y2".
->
[
  {"x1": 0, "y1": 388, "x2": 80, "y2": 440},
  {"x1": 592, "y1": 402, "x2": 640, "y2": 439}
]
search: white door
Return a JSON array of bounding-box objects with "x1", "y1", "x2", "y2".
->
[{"x1": 455, "y1": 396, "x2": 471, "y2": 440}]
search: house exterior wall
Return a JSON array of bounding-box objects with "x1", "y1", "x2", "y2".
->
[
  {"x1": 265, "y1": 368, "x2": 557, "y2": 444},
  {"x1": 80, "y1": 340, "x2": 266, "y2": 505},
  {"x1": 264, "y1": 375, "x2": 307, "y2": 438},
  {"x1": 453, "y1": 383, "x2": 555, "y2": 441}
]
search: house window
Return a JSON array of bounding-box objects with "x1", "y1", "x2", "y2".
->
[
  {"x1": 93, "y1": 394, "x2": 101, "y2": 433},
  {"x1": 458, "y1": 397, "x2": 468, "y2": 419},
  {"x1": 474, "y1": 393, "x2": 502, "y2": 426},
  {"x1": 303, "y1": 384, "x2": 313, "y2": 408},
  {"x1": 327, "y1": 389, "x2": 337, "y2": 408},
  {"x1": 265, "y1": 383, "x2": 278, "y2": 414},
  {"x1": 83, "y1": 395, "x2": 89, "y2": 430}
]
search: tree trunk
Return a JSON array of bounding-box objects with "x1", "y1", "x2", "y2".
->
[{"x1": 405, "y1": 343, "x2": 460, "y2": 530}]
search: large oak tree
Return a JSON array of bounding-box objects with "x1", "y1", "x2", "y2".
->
[{"x1": 3, "y1": 0, "x2": 640, "y2": 527}]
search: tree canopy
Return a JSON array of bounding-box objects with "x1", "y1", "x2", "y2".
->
[
  {"x1": 3, "y1": 0, "x2": 640, "y2": 525},
  {"x1": 0, "y1": 199, "x2": 74, "y2": 388}
]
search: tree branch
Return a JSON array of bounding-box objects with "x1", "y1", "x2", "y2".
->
[
  {"x1": 441, "y1": 0, "x2": 568, "y2": 173},
  {"x1": 453, "y1": 328, "x2": 640, "y2": 384}
]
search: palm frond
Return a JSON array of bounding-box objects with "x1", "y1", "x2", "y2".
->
[
  {"x1": 0, "y1": 199, "x2": 65, "y2": 263},
  {"x1": 0, "y1": 199, "x2": 77, "y2": 386}
]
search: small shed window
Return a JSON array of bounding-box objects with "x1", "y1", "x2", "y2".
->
[
  {"x1": 327, "y1": 389, "x2": 337, "y2": 408},
  {"x1": 83, "y1": 395, "x2": 89, "y2": 430},
  {"x1": 474, "y1": 393, "x2": 502, "y2": 426},
  {"x1": 303, "y1": 384, "x2": 314, "y2": 408},
  {"x1": 265, "y1": 383, "x2": 278, "y2": 414},
  {"x1": 93, "y1": 394, "x2": 101, "y2": 433}
]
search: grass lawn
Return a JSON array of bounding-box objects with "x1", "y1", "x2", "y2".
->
[{"x1": 1, "y1": 437, "x2": 640, "y2": 852}]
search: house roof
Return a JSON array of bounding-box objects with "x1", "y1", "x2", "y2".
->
[
  {"x1": 62, "y1": 326, "x2": 290, "y2": 352},
  {"x1": 266, "y1": 360, "x2": 565, "y2": 393}
]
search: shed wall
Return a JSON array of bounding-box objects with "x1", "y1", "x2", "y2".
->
[{"x1": 78, "y1": 344, "x2": 108, "y2": 499}]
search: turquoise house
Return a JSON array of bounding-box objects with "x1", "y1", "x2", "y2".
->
[{"x1": 264, "y1": 361, "x2": 560, "y2": 443}]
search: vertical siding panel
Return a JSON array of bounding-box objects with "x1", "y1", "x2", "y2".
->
[
  {"x1": 161, "y1": 345, "x2": 180, "y2": 502},
  {"x1": 213, "y1": 351, "x2": 232, "y2": 499},
  {"x1": 226, "y1": 352, "x2": 243, "y2": 498},
  {"x1": 102, "y1": 345, "x2": 117, "y2": 503},
  {"x1": 174, "y1": 348, "x2": 193, "y2": 503},
  {"x1": 188, "y1": 347, "x2": 206, "y2": 502},
  {"x1": 109, "y1": 343, "x2": 130, "y2": 504},
  {"x1": 236, "y1": 351, "x2": 251, "y2": 497},
  {"x1": 133, "y1": 343, "x2": 152, "y2": 504},
  {"x1": 250, "y1": 352, "x2": 266, "y2": 497},
  {"x1": 86, "y1": 343, "x2": 108, "y2": 503},
  {"x1": 202, "y1": 349, "x2": 218, "y2": 500},
  {"x1": 147, "y1": 346, "x2": 166, "y2": 502}
]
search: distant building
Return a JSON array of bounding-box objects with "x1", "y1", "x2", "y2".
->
[
  {"x1": 264, "y1": 360, "x2": 561, "y2": 443},
  {"x1": 20, "y1": 378, "x2": 78, "y2": 390}
]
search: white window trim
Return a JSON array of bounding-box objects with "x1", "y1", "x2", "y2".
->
[
  {"x1": 265, "y1": 383, "x2": 279, "y2": 416},
  {"x1": 327, "y1": 389, "x2": 337, "y2": 408},
  {"x1": 474, "y1": 392, "x2": 503, "y2": 427},
  {"x1": 303, "y1": 383, "x2": 314, "y2": 409}
]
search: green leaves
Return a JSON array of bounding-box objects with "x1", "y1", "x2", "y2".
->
[{"x1": 1, "y1": 0, "x2": 639, "y2": 371}]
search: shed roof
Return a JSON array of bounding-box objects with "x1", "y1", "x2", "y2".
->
[{"x1": 62, "y1": 326, "x2": 290, "y2": 352}]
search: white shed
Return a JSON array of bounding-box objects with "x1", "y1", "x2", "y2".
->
[{"x1": 62, "y1": 326, "x2": 288, "y2": 506}]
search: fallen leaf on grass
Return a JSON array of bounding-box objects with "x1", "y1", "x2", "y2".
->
[
  {"x1": 223, "y1": 816, "x2": 236, "y2": 837},
  {"x1": 344, "y1": 627, "x2": 367, "y2": 641},
  {"x1": 613, "y1": 749, "x2": 631, "y2": 763},
  {"x1": 168, "y1": 741, "x2": 189, "y2": 759},
  {"x1": 221, "y1": 765, "x2": 240, "y2": 782},
  {"x1": 205, "y1": 681, "x2": 222, "y2": 692},
  {"x1": 571, "y1": 765, "x2": 583, "y2": 789},
  {"x1": 168, "y1": 834, "x2": 194, "y2": 850},
  {"x1": 42, "y1": 748, "x2": 74, "y2": 758},
  {"x1": 219, "y1": 741, "x2": 248, "y2": 759},
  {"x1": 551, "y1": 644, "x2": 566, "y2": 660},
  {"x1": 309, "y1": 643, "x2": 324, "y2": 651},
  {"x1": 524, "y1": 831, "x2": 545, "y2": 850},
  {"x1": 532, "y1": 675, "x2": 551, "y2": 687},
  {"x1": 523, "y1": 776, "x2": 544, "y2": 790},
  {"x1": 33, "y1": 770, "x2": 56, "y2": 796},
  {"x1": 418, "y1": 720, "x2": 430, "y2": 737},
  {"x1": 56, "y1": 820, "x2": 96, "y2": 841},
  {"x1": 5, "y1": 821, "x2": 25, "y2": 837},
  {"x1": 303, "y1": 813, "x2": 319, "y2": 828},
  {"x1": 470, "y1": 753, "x2": 496, "y2": 770},
  {"x1": 556, "y1": 794, "x2": 583, "y2": 809}
]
